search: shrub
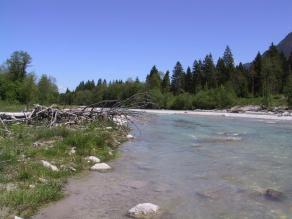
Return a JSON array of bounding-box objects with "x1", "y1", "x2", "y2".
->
[
  {"x1": 171, "y1": 93, "x2": 194, "y2": 110},
  {"x1": 193, "y1": 86, "x2": 236, "y2": 109}
]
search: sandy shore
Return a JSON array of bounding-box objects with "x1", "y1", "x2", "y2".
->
[{"x1": 133, "y1": 109, "x2": 292, "y2": 121}]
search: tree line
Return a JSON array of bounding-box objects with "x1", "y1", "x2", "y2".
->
[
  {"x1": 0, "y1": 51, "x2": 58, "y2": 106},
  {"x1": 1, "y1": 45, "x2": 292, "y2": 109},
  {"x1": 61, "y1": 45, "x2": 292, "y2": 109}
]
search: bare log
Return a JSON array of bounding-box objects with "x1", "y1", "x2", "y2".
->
[{"x1": 0, "y1": 92, "x2": 156, "y2": 133}]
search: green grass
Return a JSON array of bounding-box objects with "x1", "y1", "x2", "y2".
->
[
  {"x1": 0, "y1": 121, "x2": 126, "y2": 218},
  {"x1": 236, "y1": 95, "x2": 287, "y2": 108},
  {"x1": 0, "y1": 101, "x2": 27, "y2": 112}
]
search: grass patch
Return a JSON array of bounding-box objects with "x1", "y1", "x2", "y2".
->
[
  {"x1": 0, "y1": 101, "x2": 27, "y2": 112},
  {"x1": 236, "y1": 95, "x2": 287, "y2": 108},
  {"x1": 0, "y1": 121, "x2": 127, "y2": 218}
]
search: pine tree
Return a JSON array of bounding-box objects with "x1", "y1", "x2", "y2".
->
[
  {"x1": 223, "y1": 46, "x2": 235, "y2": 68},
  {"x1": 264, "y1": 43, "x2": 284, "y2": 93},
  {"x1": 216, "y1": 57, "x2": 226, "y2": 85},
  {"x1": 161, "y1": 70, "x2": 170, "y2": 93},
  {"x1": 203, "y1": 54, "x2": 217, "y2": 89},
  {"x1": 288, "y1": 52, "x2": 292, "y2": 70},
  {"x1": 146, "y1": 65, "x2": 161, "y2": 90},
  {"x1": 192, "y1": 60, "x2": 203, "y2": 92},
  {"x1": 185, "y1": 67, "x2": 193, "y2": 93},
  {"x1": 171, "y1": 62, "x2": 185, "y2": 95},
  {"x1": 233, "y1": 63, "x2": 248, "y2": 97},
  {"x1": 250, "y1": 52, "x2": 262, "y2": 96},
  {"x1": 261, "y1": 56, "x2": 278, "y2": 107},
  {"x1": 222, "y1": 46, "x2": 235, "y2": 82},
  {"x1": 285, "y1": 72, "x2": 292, "y2": 109}
]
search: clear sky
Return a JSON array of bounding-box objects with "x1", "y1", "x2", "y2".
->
[{"x1": 1, "y1": 0, "x2": 292, "y2": 92}]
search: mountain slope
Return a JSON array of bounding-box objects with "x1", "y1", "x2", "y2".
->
[{"x1": 277, "y1": 32, "x2": 292, "y2": 58}]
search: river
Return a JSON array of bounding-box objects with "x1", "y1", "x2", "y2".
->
[{"x1": 34, "y1": 114, "x2": 292, "y2": 219}]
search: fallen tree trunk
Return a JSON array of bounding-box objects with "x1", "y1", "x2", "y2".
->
[{"x1": 0, "y1": 93, "x2": 155, "y2": 134}]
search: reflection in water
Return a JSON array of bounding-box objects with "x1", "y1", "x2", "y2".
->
[{"x1": 34, "y1": 114, "x2": 292, "y2": 219}]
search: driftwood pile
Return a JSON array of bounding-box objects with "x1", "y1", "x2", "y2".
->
[{"x1": 0, "y1": 93, "x2": 155, "y2": 134}]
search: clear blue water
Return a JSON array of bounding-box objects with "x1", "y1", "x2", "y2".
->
[{"x1": 35, "y1": 114, "x2": 292, "y2": 219}]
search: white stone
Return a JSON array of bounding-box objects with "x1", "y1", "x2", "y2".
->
[
  {"x1": 128, "y1": 203, "x2": 160, "y2": 218},
  {"x1": 69, "y1": 147, "x2": 76, "y2": 155},
  {"x1": 282, "y1": 111, "x2": 290, "y2": 116},
  {"x1": 127, "y1": 134, "x2": 134, "y2": 139},
  {"x1": 15, "y1": 216, "x2": 23, "y2": 219},
  {"x1": 6, "y1": 183, "x2": 17, "y2": 191},
  {"x1": 90, "y1": 163, "x2": 111, "y2": 171},
  {"x1": 29, "y1": 184, "x2": 35, "y2": 189},
  {"x1": 106, "y1": 126, "x2": 113, "y2": 130},
  {"x1": 41, "y1": 160, "x2": 59, "y2": 171},
  {"x1": 86, "y1": 156, "x2": 101, "y2": 163},
  {"x1": 38, "y1": 177, "x2": 48, "y2": 183},
  {"x1": 113, "y1": 116, "x2": 128, "y2": 126}
]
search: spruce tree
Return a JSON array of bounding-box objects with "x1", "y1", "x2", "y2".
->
[
  {"x1": 250, "y1": 52, "x2": 262, "y2": 96},
  {"x1": 161, "y1": 70, "x2": 171, "y2": 93},
  {"x1": 285, "y1": 72, "x2": 292, "y2": 109},
  {"x1": 171, "y1": 62, "x2": 185, "y2": 95},
  {"x1": 192, "y1": 60, "x2": 203, "y2": 92},
  {"x1": 233, "y1": 63, "x2": 248, "y2": 97},
  {"x1": 185, "y1": 67, "x2": 193, "y2": 93},
  {"x1": 146, "y1": 65, "x2": 161, "y2": 90},
  {"x1": 222, "y1": 46, "x2": 235, "y2": 82},
  {"x1": 203, "y1": 54, "x2": 217, "y2": 89},
  {"x1": 265, "y1": 43, "x2": 284, "y2": 93},
  {"x1": 216, "y1": 57, "x2": 226, "y2": 85}
]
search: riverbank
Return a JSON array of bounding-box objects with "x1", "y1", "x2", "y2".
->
[
  {"x1": 32, "y1": 114, "x2": 292, "y2": 219},
  {"x1": 0, "y1": 121, "x2": 127, "y2": 219},
  {"x1": 134, "y1": 108, "x2": 292, "y2": 121}
]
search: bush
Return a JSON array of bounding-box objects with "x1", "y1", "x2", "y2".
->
[
  {"x1": 193, "y1": 90, "x2": 216, "y2": 109},
  {"x1": 171, "y1": 93, "x2": 194, "y2": 110},
  {"x1": 213, "y1": 86, "x2": 236, "y2": 108},
  {"x1": 193, "y1": 86, "x2": 236, "y2": 109}
]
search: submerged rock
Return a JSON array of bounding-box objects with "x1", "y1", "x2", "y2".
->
[
  {"x1": 41, "y1": 160, "x2": 59, "y2": 171},
  {"x1": 264, "y1": 189, "x2": 284, "y2": 201},
  {"x1": 127, "y1": 134, "x2": 134, "y2": 139},
  {"x1": 90, "y1": 163, "x2": 111, "y2": 171},
  {"x1": 86, "y1": 156, "x2": 101, "y2": 163},
  {"x1": 128, "y1": 203, "x2": 160, "y2": 218}
]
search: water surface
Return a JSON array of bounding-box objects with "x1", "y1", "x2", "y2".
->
[{"x1": 35, "y1": 114, "x2": 292, "y2": 219}]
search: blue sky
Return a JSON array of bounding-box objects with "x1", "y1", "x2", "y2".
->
[{"x1": 1, "y1": 0, "x2": 292, "y2": 92}]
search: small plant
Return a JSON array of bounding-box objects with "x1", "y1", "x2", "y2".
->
[{"x1": 0, "y1": 120, "x2": 125, "y2": 218}]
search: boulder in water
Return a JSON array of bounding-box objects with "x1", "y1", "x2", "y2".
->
[
  {"x1": 264, "y1": 189, "x2": 284, "y2": 201},
  {"x1": 127, "y1": 134, "x2": 134, "y2": 139},
  {"x1": 128, "y1": 203, "x2": 160, "y2": 218}
]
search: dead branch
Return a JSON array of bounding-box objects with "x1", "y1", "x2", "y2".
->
[{"x1": 0, "y1": 92, "x2": 156, "y2": 132}]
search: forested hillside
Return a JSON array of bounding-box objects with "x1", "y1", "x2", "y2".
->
[{"x1": 1, "y1": 37, "x2": 292, "y2": 110}]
